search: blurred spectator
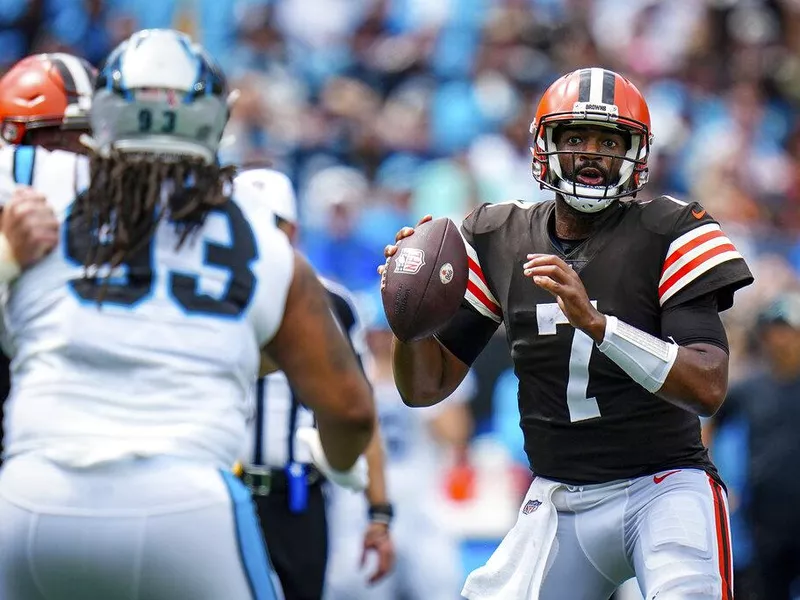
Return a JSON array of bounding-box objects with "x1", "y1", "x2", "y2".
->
[
  {"x1": 709, "y1": 292, "x2": 800, "y2": 600},
  {"x1": 300, "y1": 165, "x2": 379, "y2": 292}
]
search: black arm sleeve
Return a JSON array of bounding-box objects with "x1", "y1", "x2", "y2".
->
[
  {"x1": 326, "y1": 287, "x2": 368, "y2": 373},
  {"x1": 661, "y1": 292, "x2": 729, "y2": 353},
  {"x1": 434, "y1": 300, "x2": 500, "y2": 366}
]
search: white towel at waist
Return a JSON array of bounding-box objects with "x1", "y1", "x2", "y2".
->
[{"x1": 462, "y1": 476, "x2": 560, "y2": 600}]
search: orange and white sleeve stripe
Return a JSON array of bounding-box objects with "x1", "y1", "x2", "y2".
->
[
  {"x1": 460, "y1": 230, "x2": 502, "y2": 323},
  {"x1": 659, "y1": 223, "x2": 742, "y2": 306}
]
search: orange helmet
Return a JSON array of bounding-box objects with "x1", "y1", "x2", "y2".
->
[
  {"x1": 530, "y1": 67, "x2": 653, "y2": 212},
  {"x1": 0, "y1": 53, "x2": 97, "y2": 145}
]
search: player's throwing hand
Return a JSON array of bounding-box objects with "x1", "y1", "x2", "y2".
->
[
  {"x1": 377, "y1": 214, "x2": 433, "y2": 289},
  {"x1": 523, "y1": 253, "x2": 606, "y2": 343}
]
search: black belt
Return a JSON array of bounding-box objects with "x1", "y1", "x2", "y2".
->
[{"x1": 241, "y1": 464, "x2": 323, "y2": 497}]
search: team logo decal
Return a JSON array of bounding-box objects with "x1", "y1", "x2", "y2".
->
[
  {"x1": 522, "y1": 499, "x2": 542, "y2": 515},
  {"x1": 394, "y1": 248, "x2": 425, "y2": 275},
  {"x1": 439, "y1": 263, "x2": 454, "y2": 284}
]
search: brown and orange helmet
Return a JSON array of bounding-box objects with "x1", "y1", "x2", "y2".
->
[
  {"x1": 0, "y1": 53, "x2": 96, "y2": 146},
  {"x1": 530, "y1": 67, "x2": 653, "y2": 212}
]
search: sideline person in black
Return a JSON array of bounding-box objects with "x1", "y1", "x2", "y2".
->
[
  {"x1": 711, "y1": 292, "x2": 800, "y2": 600},
  {"x1": 236, "y1": 168, "x2": 395, "y2": 600}
]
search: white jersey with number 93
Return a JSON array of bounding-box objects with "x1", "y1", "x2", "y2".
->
[{"x1": 0, "y1": 146, "x2": 293, "y2": 469}]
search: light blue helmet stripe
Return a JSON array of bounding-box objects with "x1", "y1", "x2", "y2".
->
[{"x1": 175, "y1": 34, "x2": 202, "y2": 105}]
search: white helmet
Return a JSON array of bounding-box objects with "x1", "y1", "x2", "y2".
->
[{"x1": 90, "y1": 29, "x2": 231, "y2": 164}]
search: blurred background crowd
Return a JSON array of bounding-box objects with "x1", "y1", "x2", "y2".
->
[{"x1": 4, "y1": 0, "x2": 800, "y2": 597}]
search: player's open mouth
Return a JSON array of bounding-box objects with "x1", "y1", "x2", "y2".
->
[{"x1": 575, "y1": 168, "x2": 605, "y2": 186}]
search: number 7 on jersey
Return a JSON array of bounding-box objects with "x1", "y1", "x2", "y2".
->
[{"x1": 536, "y1": 302, "x2": 601, "y2": 422}]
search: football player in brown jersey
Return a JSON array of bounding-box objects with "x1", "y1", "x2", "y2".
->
[{"x1": 380, "y1": 68, "x2": 753, "y2": 600}]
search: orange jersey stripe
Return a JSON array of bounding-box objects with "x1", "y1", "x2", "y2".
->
[{"x1": 661, "y1": 229, "x2": 725, "y2": 274}]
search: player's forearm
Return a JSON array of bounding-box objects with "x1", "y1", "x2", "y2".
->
[
  {"x1": 391, "y1": 336, "x2": 458, "y2": 407},
  {"x1": 592, "y1": 314, "x2": 728, "y2": 417},
  {"x1": 315, "y1": 385, "x2": 375, "y2": 471},
  {"x1": 364, "y1": 420, "x2": 389, "y2": 505},
  {"x1": 268, "y1": 252, "x2": 376, "y2": 470},
  {"x1": 655, "y1": 344, "x2": 728, "y2": 417}
]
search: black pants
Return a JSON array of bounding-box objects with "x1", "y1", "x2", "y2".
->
[
  {"x1": 752, "y1": 526, "x2": 800, "y2": 600},
  {"x1": 252, "y1": 477, "x2": 328, "y2": 600}
]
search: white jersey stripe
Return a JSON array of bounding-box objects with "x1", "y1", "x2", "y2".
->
[
  {"x1": 468, "y1": 269, "x2": 500, "y2": 310},
  {"x1": 465, "y1": 289, "x2": 502, "y2": 322},
  {"x1": 659, "y1": 251, "x2": 743, "y2": 306},
  {"x1": 664, "y1": 223, "x2": 721, "y2": 259},
  {"x1": 659, "y1": 235, "x2": 733, "y2": 287},
  {"x1": 459, "y1": 226, "x2": 501, "y2": 309},
  {"x1": 461, "y1": 229, "x2": 480, "y2": 263},
  {"x1": 663, "y1": 195, "x2": 688, "y2": 207}
]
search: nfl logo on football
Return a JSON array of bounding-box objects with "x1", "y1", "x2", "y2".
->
[
  {"x1": 394, "y1": 247, "x2": 426, "y2": 275},
  {"x1": 522, "y1": 499, "x2": 542, "y2": 515}
]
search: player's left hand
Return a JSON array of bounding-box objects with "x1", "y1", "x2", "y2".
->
[
  {"x1": 523, "y1": 254, "x2": 606, "y2": 343},
  {"x1": 361, "y1": 522, "x2": 395, "y2": 585},
  {"x1": 2, "y1": 186, "x2": 59, "y2": 269}
]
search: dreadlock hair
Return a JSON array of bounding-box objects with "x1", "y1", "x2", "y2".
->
[{"x1": 75, "y1": 148, "x2": 236, "y2": 301}]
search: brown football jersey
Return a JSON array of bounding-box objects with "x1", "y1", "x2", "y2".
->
[{"x1": 435, "y1": 196, "x2": 754, "y2": 484}]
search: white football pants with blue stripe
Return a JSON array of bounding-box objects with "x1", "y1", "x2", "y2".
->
[{"x1": 0, "y1": 454, "x2": 283, "y2": 600}]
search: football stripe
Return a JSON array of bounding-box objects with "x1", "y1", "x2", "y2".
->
[
  {"x1": 659, "y1": 250, "x2": 742, "y2": 305},
  {"x1": 58, "y1": 53, "x2": 94, "y2": 98},
  {"x1": 601, "y1": 70, "x2": 616, "y2": 104},
  {"x1": 52, "y1": 58, "x2": 77, "y2": 96},
  {"x1": 660, "y1": 232, "x2": 730, "y2": 283},
  {"x1": 578, "y1": 69, "x2": 591, "y2": 102},
  {"x1": 466, "y1": 283, "x2": 502, "y2": 322},
  {"x1": 589, "y1": 68, "x2": 605, "y2": 104}
]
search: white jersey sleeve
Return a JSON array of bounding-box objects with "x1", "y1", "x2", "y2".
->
[
  {"x1": 2, "y1": 152, "x2": 294, "y2": 469},
  {"x1": 0, "y1": 145, "x2": 89, "y2": 207},
  {"x1": 233, "y1": 175, "x2": 294, "y2": 346}
]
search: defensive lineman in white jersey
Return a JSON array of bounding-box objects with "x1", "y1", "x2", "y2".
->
[{"x1": 0, "y1": 29, "x2": 375, "y2": 600}]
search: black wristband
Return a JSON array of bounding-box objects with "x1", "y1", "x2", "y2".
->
[{"x1": 368, "y1": 503, "x2": 394, "y2": 526}]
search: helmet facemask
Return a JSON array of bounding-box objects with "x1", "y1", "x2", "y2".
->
[{"x1": 530, "y1": 109, "x2": 651, "y2": 213}]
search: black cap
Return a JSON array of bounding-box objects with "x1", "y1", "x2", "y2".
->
[{"x1": 757, "y1": 292, "x2": 800, "y2": 329}]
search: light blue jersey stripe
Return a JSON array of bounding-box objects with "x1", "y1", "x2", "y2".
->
[
  {"x1": 13, "y1": 145, "x2": 35, "y2": 185},
  {"x1": 220, "y1": 470, "x2": 282, "y2": 600}
]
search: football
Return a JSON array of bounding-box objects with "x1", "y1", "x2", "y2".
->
[{"x1": 381, "y1": 217, "x2": 468, "y2": 343}]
